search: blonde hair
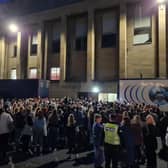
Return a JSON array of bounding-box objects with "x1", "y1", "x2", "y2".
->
[
  {"x1": 67, "y1": 114, "x2": 76, "y2": 127},
  {"x1": 122, "y1": 111, "x2": 129, "y2": 119},
  {"x1": 146, "y1": 114, "x2": 156, "y2": 126},
  {"x1": 131, "y1": 115, "x2": 142, "y2": 125}
]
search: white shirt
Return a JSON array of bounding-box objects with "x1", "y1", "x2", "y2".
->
[{"x1": 0, "y1": 112, "x2": 13, "y2": 134}]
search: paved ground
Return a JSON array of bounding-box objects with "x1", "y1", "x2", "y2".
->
[{"x1": 0, "y1": 148, "x2": 167, "y2": 168}]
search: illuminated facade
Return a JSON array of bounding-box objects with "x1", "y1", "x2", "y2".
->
[{"x1": 0, "y1": 0, "x2": 167, "y2": 98}]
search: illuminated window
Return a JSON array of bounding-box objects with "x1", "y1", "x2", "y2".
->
[
  {"x1": 10, "y1": 69, "x2": 17, "y2": 79},
  {"x1": 102, "y1": 12, "x2": 117, "y2": 48},
  {"x1": 133, "y1": 5, "x2": 152, "y2": 45},
  {"x1": 50, "y1": 67, "x2": 60, "y2": 80},
  {"x1": 30, "y1": 33, "x2": 38, "y2": 55},
  {"x1": 29, "y1": 68, "x2": 37, "y2": 79},
  {"x1": 75, "y1": 18, "x2": 87, "y2": 51}
]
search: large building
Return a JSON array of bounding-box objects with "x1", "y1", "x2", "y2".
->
[{"x1": 0, "y1": 0, "x2": 167, "y2": 99}]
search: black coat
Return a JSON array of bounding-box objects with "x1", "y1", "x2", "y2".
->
[{"x1": 143, "y1": 124, "x2": 157, "y2": 151}]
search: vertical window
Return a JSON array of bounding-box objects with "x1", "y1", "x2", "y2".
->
[
  {"x1": 10, "y1": 69, "x2": 17, "y2": 79},
  {"x1": 52, "y1": 27, "x2": 60, "y2": 53},
  {"x1": 75, "y1": 18, "x2": 87, "y2": 51},
  {"x1": 30, "y1": 33, "x2": 38, "y2": 55},
  {"x1": 13, "y1": 45, "x2": 17, "y2": 57},
  {"x1": 50, "y1": 67, "x2": 60, "y2": 80},
  {"x1": 133, "y1": 5, "x2": 152, "y2": 45},
  {"x1": 29, "y1": 68, "x2": 37, "y2": 79},
  {"x1": 102, "y1": 12, "x2": 117, "y2": 48}
]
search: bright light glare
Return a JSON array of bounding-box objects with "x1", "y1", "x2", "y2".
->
[
  {"x1": 92, "y1": 86, "x2": 100, "y2": 93},
  {"x1": 157, "y1": 0, "x2": 165, "y2": 4},
  {"x1": 9, "y1": 23, "x2": 18, "y2": 33}
]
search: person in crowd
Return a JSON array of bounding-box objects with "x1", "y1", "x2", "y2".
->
[
  {"x1": 165, "y1": 126, "x2": 168, "y2": 147},
  {"x1": 104, "y1": 114, "x2": 120, "y2": 168},
  {"x1": 119, "y1": 116, "x2": 135, "y2": 168},
  {"x1": 48, "y1": 109, "x2": 59, "y2": 152},
  {"x1": 131, "y1": 115, "x2": 143, "y2": 167},
  {"x1": 143, "y1": 114, "x2": 158, "y2": 168},
  {"x1": 159, "y1": 112, "x2": 168, "y2": 147},
  {"x1": 0, "y1": 106, "x2": 13, "y2": 162},
  {"x1": 66, "y1": 113, "x2": 78, "y2": 159},
  {"x1": 13, "y1": 107, "x2": 25, "y2": 148},
  {"x1": 20, "y1": 110, "x2": 34, "y2": 155},
  {"x1": 92, "y1": 114, "x2": 104, "y2": 168},
  {"x1": 33, "y1": 110, "x2": 47, "y2": 154}
]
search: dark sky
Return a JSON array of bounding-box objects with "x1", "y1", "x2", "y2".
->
[{"x1": 0, "y1": 0, "x2": 83, "y2": 19}]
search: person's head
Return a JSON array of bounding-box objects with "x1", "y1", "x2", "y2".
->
[
  {"x1": 131, "y1": 115, "x2": 141, "y2": 125},
  {"x1": 94, "y1": 114, "x2": 102, "y2": 123},
  {"x1": 67, "y1": 113, "x2": 76, "y2": 126},
  {"x1": 122, "y1": 111, "x2": 129, "y2": 120},
  {"x1": 37, "y1": 110, "x2": 43, "y2": 119},
  {"x1": 123, "y1": 116, "x2": 130, "y2": 126},
  {"x1": 109, "y1": 114, "x2": 116, "y2": 122},
  {"x1": 146, "y1": 114, "x2": 156, "y2": 126}
]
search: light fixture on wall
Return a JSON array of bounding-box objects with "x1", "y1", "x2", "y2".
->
[
  {"x1": 8, "y1": 23, "x2": 19, "y2": 33},
  {"x1": 92, "y1": 86, "x2": 100, "y2": 93},
  {"x1": 157, "y1": 0, "x2": 166, "y2": 4}
]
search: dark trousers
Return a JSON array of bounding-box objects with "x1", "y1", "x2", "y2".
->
[
  {"x1": 21, "y1": 135, "x2": 31, "y2": 152},
  {"x1": 0, "y1": 133, "x2": 9, "y2": 161},
  {"x1": 104, "y1": 144, "x2": 120, "y2": 168},
  {"x1": 135, "y1": 145, "x2": 141, "y2": 162},
  {"x1": 146, "y1": 149, "x2": 157, "y2": 168},
  {"x1": 48, "y1": 127, "x2": 58, "y2": 150}
]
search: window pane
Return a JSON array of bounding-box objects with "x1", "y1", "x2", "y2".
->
[
  {"x1": 102, "y1": 12, "x2": 117, "y2": 34},
  {"x1": 133, "y1": 5, "x2": 151, "y2": 45},
  {"x1": 31, "y1": 33, "x2": 38, "y2": 55},
  {"x1": 11, "y1": 69, "x2": 17, "y2": 79},
  {"x1": 102, "y1": 12, "x2": 117, "y2": 48},
  {"x1": 31, "y1": 44, "x2": 37, "y2": 55},
  {"x1": 52, "y1": 40, "x2": 60, "y2": 53},
  {"x1": 29, "y1": 68, "x2": 37, "y2": 79},
  {"x1": 76, "y1": 18, "x2": 87, "y2": 38},
  {"x1": 50, "y1": 67, "x2": 60, "y2": 80},
  {"x1": 102, "y1": 34, "x2": 117, "y2": 48},
  {"x1": 76, "y1": 36, "x2": 87, "y2": 51},
  {"x1": 32, "y1": 33, "x2": 38, "y2": 45},
  {"x1": 13, "y1": 45, "x2": 17, "y2": 57}
]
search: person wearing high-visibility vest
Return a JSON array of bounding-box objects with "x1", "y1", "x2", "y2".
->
[{"x1": 104, "y1": 114, "x2": 120, "y2": 168}]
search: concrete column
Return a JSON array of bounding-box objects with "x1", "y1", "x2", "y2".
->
[
  {"x1": 158, "y1": 3, "x2": 167, "y2": 78},
  {"x1": 119, "y1": 2, "x2": 127, "y2": 79},
  {"x1": 37, "y1": 26, "x2": 43, "y2": 79},
  {"x1": 43, "y1": 28, "x2": 48, "y2": 80},
  {"x1": 60, "y1": 15, "x2": 67, "y2": 82},
  {"x1": 87, "y1": 9, "x2": 95, "y2": 81},
  {"x1": 16, "y1": 32, "x2": 21, "y2": 79},
  {"x1": 0, "y1": 37, "x2": 6, "y2": 79}
]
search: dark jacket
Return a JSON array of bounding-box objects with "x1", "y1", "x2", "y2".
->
[
  {"x1": 92, "y1": 122, "x2": 104, "y2": 147},
  {"x1": 131, "y1": 123, "x2": 143, "y2": 145},
  {"x1": 143, "y1": 124, "x2": 157, "y2": 151}
]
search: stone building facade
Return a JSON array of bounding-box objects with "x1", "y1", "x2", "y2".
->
[{"x1": 0, "y1": 0, "x2": 167, "y2": 98}]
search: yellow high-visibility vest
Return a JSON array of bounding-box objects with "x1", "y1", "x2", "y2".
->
[{"x1": 104, "y1": 123, "x2": 120, "y2": 145}]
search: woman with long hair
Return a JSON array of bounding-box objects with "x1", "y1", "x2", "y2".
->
[
  {"x1": 33, "y1": 110, "x2": 47, "y2": 154},
  {"x1": 48, "y1": 109, "x2": 59, "y2": 151},
  {"x1": 131, "y1": 115, "x2": 143, "y2": 167},
  {"x1": 143, "y1": 114, "x2": 157, "y2": 168},
  {"x1": 66, "y1": 113, "x2": 77, "y2": 159}
]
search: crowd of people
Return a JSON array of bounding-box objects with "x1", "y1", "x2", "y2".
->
[{"x1": 0, "y1": 97, "x2": 168, "y2": 168}]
